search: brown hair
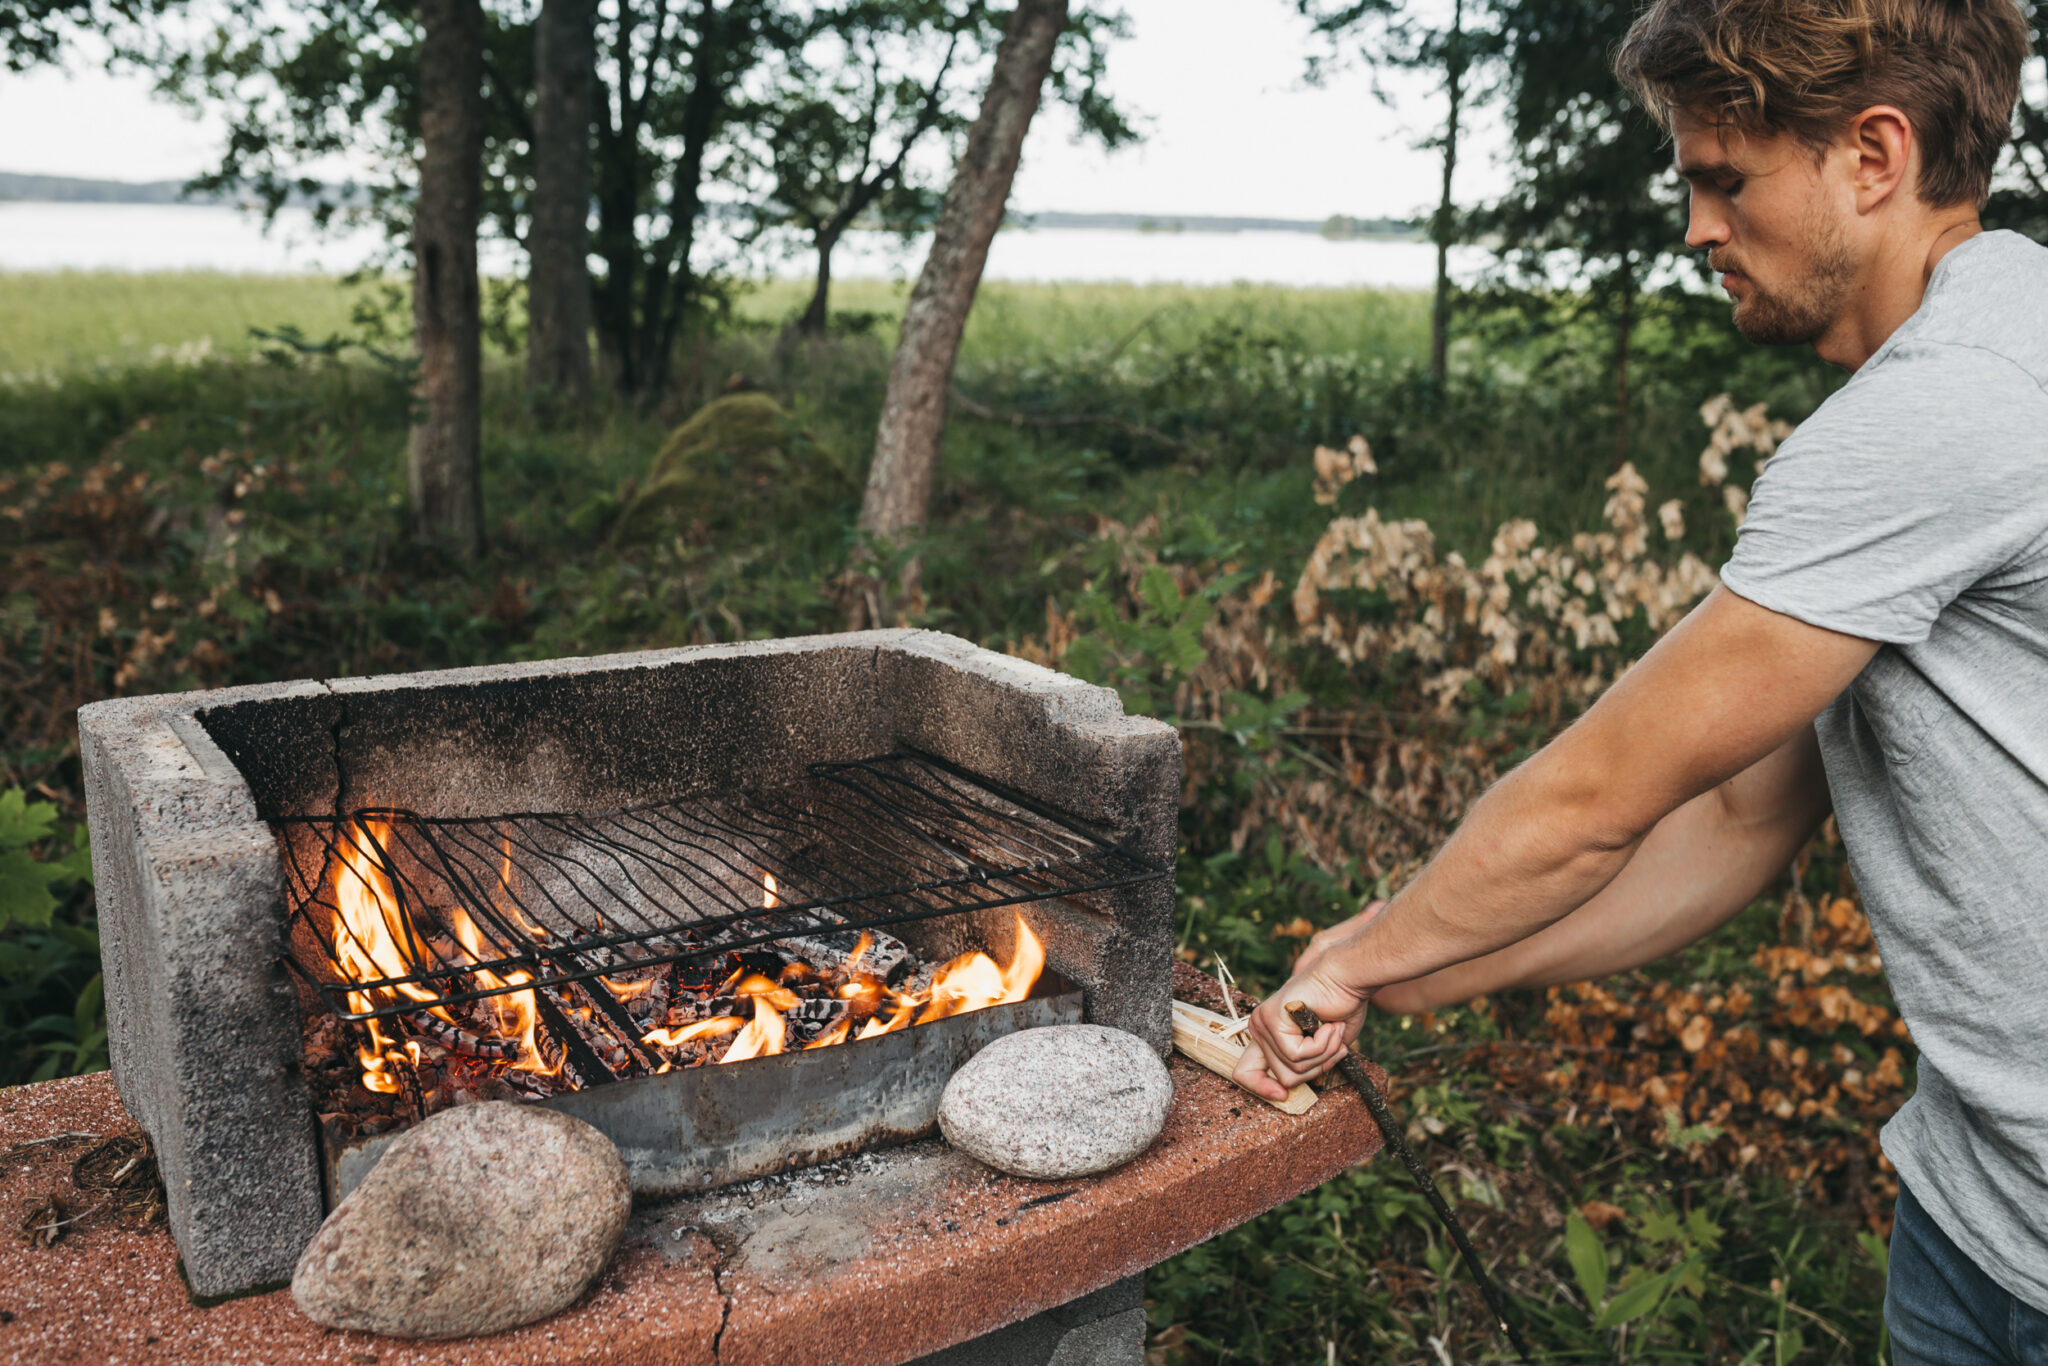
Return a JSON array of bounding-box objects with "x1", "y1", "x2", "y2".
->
[{"x1": 1613, "y1": 0, "x2": 2031, "y2": 207}]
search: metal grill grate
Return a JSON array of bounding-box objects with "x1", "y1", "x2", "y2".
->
[{"x1": 278, "y1": 752, "x2": 1163, "y2": 1023}]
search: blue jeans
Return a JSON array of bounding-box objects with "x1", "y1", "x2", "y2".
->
[{"x1": 1887, "y1": 1181, "x2": 2048, "y2": 1364}]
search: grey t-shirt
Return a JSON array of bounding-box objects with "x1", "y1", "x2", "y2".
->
[{"x1": 1722, "y1": 229, "x2": 2048, "y2": 1312}]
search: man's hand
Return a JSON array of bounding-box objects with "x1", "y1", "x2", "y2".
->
[{"x1": 1231, "y1": 901, "x2": 1385, "y2": 1102}]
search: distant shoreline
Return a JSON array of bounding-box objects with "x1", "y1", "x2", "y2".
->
[{"x1": 0, "y1": 171, "x2": 1418, "y2": 239}]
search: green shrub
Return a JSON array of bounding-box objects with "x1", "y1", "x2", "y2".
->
[{"x1": 0, "y1": 788, "x2": 105, "y2": 1084}]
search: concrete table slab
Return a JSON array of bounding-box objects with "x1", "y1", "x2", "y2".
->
[{"x1": 0, "y1": 1053, "x2": 1382, "y2": 1365}]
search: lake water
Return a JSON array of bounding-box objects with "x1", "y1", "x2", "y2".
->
[{"x1": 0, "y1": 201, "x2": 1490, "y2": 288}]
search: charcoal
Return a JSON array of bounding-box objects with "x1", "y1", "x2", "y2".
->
[
  {"x1": 776, "y1": 927, "x2": 914, "y2": 984},
  {"x1": 402, "y1": 1011, "x2": 519, "y2": 1061},
  {"x1": 787, "y1": 999, "x2": 850, "y2": 1025}
]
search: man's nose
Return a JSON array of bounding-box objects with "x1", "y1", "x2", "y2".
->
[{"x1": 1685, "y1": 193, "x2": 1729, "y2": 251}]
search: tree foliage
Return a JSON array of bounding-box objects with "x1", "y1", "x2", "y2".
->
[{"x1": 0, "y1": 0, "x2": 172, "y2": 69}]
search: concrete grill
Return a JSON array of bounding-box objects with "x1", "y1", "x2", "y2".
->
[{"x1": 77, "y1": 629, "x2": 1181, "y2": 1323}]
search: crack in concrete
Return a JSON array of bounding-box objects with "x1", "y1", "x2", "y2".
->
[
  {"x1": 711, "y1": 1263, "x2": 734, "y2": 1363},
  {"x1": 688, "y1": 1223, "x2": 738, "y2": 1363}
]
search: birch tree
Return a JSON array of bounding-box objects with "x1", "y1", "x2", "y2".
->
[{"x1": 852, "y1": 0, "x2": 1067, "y2": 617}]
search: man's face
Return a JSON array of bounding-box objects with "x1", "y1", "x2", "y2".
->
[{"x1": 1673, "y1": 110, "x2": 1859, "y2": 346}]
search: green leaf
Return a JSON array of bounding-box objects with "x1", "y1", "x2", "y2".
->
[
  {"x1": 0, "y1": 788, "x2": 60, "y2": 851},
  {"x1": 1140, "y1": 565, "x2": 1181, "y2": 620},
  {"x1": 1639, "y1": 1206, "x2": 1685, "y2": 1245},
  {"x1": 74, "y1": 974, "x2": 105, "y2": 1042},
  {"x1": 0, "y1": 849, "x2": 64, "y2": 930},
  {"x1": 1774, "y1": 1327, "x2": 1805, "y2": 1365},
  {"x1": 1687, "y1": 1207, "x2": 1725, "y2": 1252},
  {"x1": 1564, "y1": 1212, "x2": 1607, "y2": 1308},
  {"x1": 1593, "y1": 1266, "x2": 1677, "y2": 1330}
]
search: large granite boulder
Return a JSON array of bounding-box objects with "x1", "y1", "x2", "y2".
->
[
  {"x1": 938, "y1": 1024, "x2": 1172, "y2": 1180},
  {"x1": 291, "y1": 1102, "x2": 630, "y2": 1339}
]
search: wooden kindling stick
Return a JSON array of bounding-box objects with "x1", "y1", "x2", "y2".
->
[{"x1": 1285, "y1": 1001, "x2": 1535, "y2": 1365}]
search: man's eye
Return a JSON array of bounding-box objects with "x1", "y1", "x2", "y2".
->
[{"x1": 1722, "y1": 179, "x2": 1744, "y2": 196}]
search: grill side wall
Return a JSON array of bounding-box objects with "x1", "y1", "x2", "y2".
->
[{"x1": 78, "y1": 687, "x2": 329, "y2": 1298}]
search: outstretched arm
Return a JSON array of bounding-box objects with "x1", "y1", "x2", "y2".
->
[
  {"x1": 1233, "y1": 586, "x2": 1875, "y2": 1101},
  {"x1": 1370, "y1": 724, "x2": 1828, "y2": 1014}
]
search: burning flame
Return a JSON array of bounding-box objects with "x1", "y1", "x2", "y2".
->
[
  {"x1": 805, "y1": 1019, "x2": 853, "y2": 1049},
  {"x1": 331, "y1": 844, "x2": 1050, "y2": 1099},
  {"x1": 719, "y1": 995, "x2": 787, "y2": 1062},
  {"x1": 444, "y1": 904, "x2": 557, "y2": 1077},
  {"x1": 712, "y1": 912, "x2": 1046, "y2": 1057},
  {"x1": 332, "y1": 821, "x2": 435, "y2": 1093},
  {"x1": 644, "y1": 1016, "x2": 745, "y2": 1048},
  {"x1": 330, "y1": 819, "x2": 559, "y2": 1093}
]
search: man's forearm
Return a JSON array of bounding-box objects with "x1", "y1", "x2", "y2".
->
[
  {"x1": 1325, "y1": 743, "x2": 1647, "y2": 993},
  {"x1": 1373, "y1": 737, "x2": 1828, "y2": 1012}
]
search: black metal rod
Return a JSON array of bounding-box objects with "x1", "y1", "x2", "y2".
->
[
  {"x1": 1285, "y1": 1001, "x2": 1535, "y2": 1366},
  {"x1": 277, "y1": 753, "x2": 1168, "y2": 1022}
]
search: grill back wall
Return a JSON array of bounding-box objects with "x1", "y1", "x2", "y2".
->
[{"x1": 77, "y1": 630, "x2": 1179, "y2": 1299}]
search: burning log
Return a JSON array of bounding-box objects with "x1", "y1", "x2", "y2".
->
[
  {"x1": 774, "y1": 928, "x2": 914, "y2": 985},
  {"x1": 402, "y1": 1011, "x2": 520, "y2": 1061}
]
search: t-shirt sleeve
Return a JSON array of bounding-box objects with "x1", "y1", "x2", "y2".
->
[{"x1": 1720, "y1": 341, "x2": 2048, "y2": 644}]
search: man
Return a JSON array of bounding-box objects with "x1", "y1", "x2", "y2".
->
[{"x1": 1233, "y1": 0, "x2": 2045, "y2": 1357}]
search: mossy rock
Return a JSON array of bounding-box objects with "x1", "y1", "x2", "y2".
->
[{"x1": 612, "y1": 391, "x2": 845, "y2": 545}]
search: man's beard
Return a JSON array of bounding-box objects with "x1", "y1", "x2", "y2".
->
[{"x1": 1712, "y1": 215, "x2": 1856, "y2": 346}]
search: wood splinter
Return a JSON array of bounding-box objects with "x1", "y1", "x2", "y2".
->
[{"x1": 1170, "y1": 999, "x2": 1317, "y2": 1115}]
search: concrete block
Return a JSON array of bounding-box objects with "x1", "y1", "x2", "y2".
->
[{"x1": 80, "y1": 685, "x2": 331, "y2": 1298}]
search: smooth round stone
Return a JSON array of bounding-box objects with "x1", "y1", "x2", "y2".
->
[
  {"x1": 292, "y1": 1101, "x2": 630, "y2": 1339},
  {"x1": 938, "y1": 1024, "x2": 1173, "y2": 1180}
]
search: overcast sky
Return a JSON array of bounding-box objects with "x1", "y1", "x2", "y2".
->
[{"x1": 0, "y1": 0, "x2": 1511, "y2": 222}]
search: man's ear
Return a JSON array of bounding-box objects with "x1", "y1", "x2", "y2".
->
[{"x1": 1845, "y1": 105, "x2": 1914, "y2": 211}]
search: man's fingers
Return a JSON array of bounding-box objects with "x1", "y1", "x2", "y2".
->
[
  {"x1": 1231, "y1": 1038, "x2": 1291, "y2": 1102},
  {"x1": 1248, "y1": 1020, "x2": 1344, "y2": 1090}
]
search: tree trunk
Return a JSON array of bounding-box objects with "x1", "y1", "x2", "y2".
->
[
  {"x1": 592, "y1": 0, "x2": 645, "y2": 394},
  {"x1": 410, "y1": 0, "x2": 485, "y2": 556},
  {"x1": 1613, "y1": 252, "x2": 1635, "y2": 468},
  {"x1": 1430, "y1": 0, "x2": 1464, "y2": 387},
  {"x1": 527, "y1": 0, "x2": 595, "y2": 400},
  {"x1": 795, "y1": 225, "x2": 839, "y2": 337},
  {"x1": 645, "y1": 2, "x2": 726, "y2": 398},
  {"x1": 854, "y1": 0, "x2": 1067, "y2": 611}
]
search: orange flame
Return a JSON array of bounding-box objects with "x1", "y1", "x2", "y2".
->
[
  {"x1": 329, "y1": 822, "x2": 563, "y2": 1091},
  {"x1": 805, "y1": 1019, "x2": 853, "y2": 1050},
  {"x1": 643, "y1": 1016, "x2": 745, "y2": 1048},
  {"x1": 602, "y1": 974, "x2": 658, "y2": 1001},
  {"x1": 444, "y1": 905, "x2": 558, "y2": 1077},
  {"x1": 732, "y1": 972, "x2": 801, "y2": 1013},
  {"x1": 719, "y1": 995, "x2": 787, "y2": 1063},
  {"x1": 332, "y1": 821, "x2": 437, "y2": 1093},
  {"x1": 852, "y1": 914, "x2": 1045, "y2": 1041}
]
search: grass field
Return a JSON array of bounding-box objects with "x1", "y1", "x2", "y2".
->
[{"x1": 0, "y1": 269, "x2": 1435, "y2": 375}]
